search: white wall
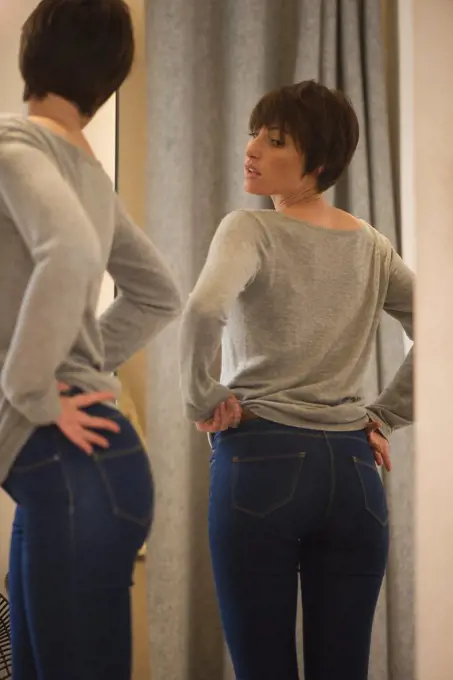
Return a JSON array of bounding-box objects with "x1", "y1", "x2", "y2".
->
[{"x1": 0, "y1": 0, "x2": 116, "y2": 595}]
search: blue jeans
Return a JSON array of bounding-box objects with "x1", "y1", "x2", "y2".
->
[
  {"x1": 209, "y1": 419, "x2": 389, "y2": 680},
  {"x1": 2, "y1": 398, "x2": 153, "y2": 680}
]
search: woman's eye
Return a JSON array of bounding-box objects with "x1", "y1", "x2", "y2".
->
[
  {"x1": 270, "y1": 138, "x2": 284, "y2": 147},
  {"x1": 248, "y1": 132, "x2": 259, "y2": 139}
]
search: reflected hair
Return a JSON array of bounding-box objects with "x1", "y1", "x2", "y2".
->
[{"x1": 20, "y1": 0, "x2": 134, "y2": 118}]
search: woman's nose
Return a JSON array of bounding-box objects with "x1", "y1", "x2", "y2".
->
[{"x1": 246, "y1": 138, "x2": 260, "y2": 159}]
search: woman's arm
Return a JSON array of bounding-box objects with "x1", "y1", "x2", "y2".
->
[
  {"x1": 366, "y1": 248, "x2": 414, "y2": 439},
  {"x1": 99, "y1": 199, "x2": 182, "y2": 372},
  {"x1": 179, "y1": 210, "x2": 264, "y2": 422},
  {"x1": 0, "y1": 141, "x2": 102, "y2": 424}
]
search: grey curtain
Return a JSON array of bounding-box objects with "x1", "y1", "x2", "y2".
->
[{"x1": 144, "y1": 1, "x2": 414, "y2": 678}]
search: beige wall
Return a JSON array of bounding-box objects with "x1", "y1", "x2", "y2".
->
[
  {"x1": 117, "y1": 2, "x2": 151, "y2": 678},
  {"x1": 117, "y1": 0, "x2": 148, "y2": 435},
  {"x1": 414, "y1": 1, "x2": 453, "y2": 679}
]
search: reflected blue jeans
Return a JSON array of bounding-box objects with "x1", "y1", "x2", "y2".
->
[
  {"x1": 2, "y1": 396, "x2": 153, "y2": 680},
  {"x1": 209, "y1": 419, "x2": 389, "y2": 680}
]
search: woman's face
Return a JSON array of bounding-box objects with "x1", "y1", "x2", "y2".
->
[{"x1": 244, "y1": 126, "x2": 307, "y2": 197}]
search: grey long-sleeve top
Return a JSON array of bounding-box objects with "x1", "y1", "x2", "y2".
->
[
  {"x1": 0, "y1": 117, "x2": 181, "y2": 482},
  {"x1": 180, "y1": 209, "x2": 413, "y2": 438}
]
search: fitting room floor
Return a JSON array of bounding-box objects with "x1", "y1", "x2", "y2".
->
[{"x1": 131, "y1": 557, "x2": 151, "y2": 680}]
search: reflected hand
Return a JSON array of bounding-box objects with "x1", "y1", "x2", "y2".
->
[
  {"x1": 56, "y1": 390, "x2": 120, "y2": 455},
  {"x1": 366, "y1": 420, "x2": 391, "y2": 472},
  {"x1": 196, "y1": 395, "x2": 242, "y2": 433}
]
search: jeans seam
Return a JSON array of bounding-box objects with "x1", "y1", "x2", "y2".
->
[
  {"x1": 215, "y1": 430, "x2": 369, "y2": 445},
  {"x1": 221, "y1": 430, "x2": 315, "y2": 442},
  {"x1": 92, "y1": 445, "x2": 143, "y2": 461},
  {"x1": 56, "y1": 434, "x2": 77, "y2": 547},
  {"x1": 322, "y1": 433, "x2": 336, "y2": 523}
]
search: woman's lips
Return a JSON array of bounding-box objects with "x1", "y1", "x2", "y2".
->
[{"x1": 244, "y1": 165, "x2": 261, "y2": 178}]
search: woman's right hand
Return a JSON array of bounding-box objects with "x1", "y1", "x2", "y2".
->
[
  {"x1": 56, "y1": 391, "x2": 120, "y2": 455},
  {"x1": 195, "y1": 395, "x2": 242, "y2": 433},
  {"x1": 365, "y1": 420, "x2": 391, "y2": 472}
]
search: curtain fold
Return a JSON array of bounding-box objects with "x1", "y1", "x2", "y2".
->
[{"x1": 145, "y1": 1, "x2": 414, "y2": 678}]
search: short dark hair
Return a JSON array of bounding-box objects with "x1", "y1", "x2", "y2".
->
[
  {"x1": 20, "y1": 0, "x2": 134, "y2": 118},
  {"x1": 249, "y1": 80, "x2": 359, "y2": 193}
]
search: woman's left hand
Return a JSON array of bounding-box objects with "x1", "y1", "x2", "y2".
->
[
  {"x1": 195, "y1": 395, "x2": 242, "y2": 433},
  {"x1": 366, "y1": 420, "x2": 391, "y2": 472}
]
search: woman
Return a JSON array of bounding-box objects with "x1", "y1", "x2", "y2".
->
[
  {"x1": 0, "y1": 1, "x2": 181, "y2": 678},
  {"x1": 180, "y1": 81, "x2": 413, "y2": 680}
]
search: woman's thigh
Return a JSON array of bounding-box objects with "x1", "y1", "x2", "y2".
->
[
  {"x1": 300, "y1": 432, "x2": 389, "y2": 680},
  {"x1": 2, "y1": 406, "x2": 154, "y2": 679},
  {"x1": 207, "y1": 422, "x2": 317, "y2": 680}
]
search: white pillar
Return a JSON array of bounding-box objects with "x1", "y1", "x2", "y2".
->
[{"x1": 413, "y1": 1, "x2": 453, "y2": 678}]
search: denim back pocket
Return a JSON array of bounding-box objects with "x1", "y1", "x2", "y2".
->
[
  {"x1": 353, "y1": 457, "x2": 388, "y2": 526},
  {"x1": 232, "y1": 451, "x2": 305, "y2": 518},
  {"x1": 93, "y1": 445, "x2": 153, "y2": 528}
]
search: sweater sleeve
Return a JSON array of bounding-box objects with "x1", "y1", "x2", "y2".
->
[
  {"x1": 179, "y1": 210, "x2": 264, "y2": 422},
  {"x1": 366, "y1": 247, "x2": 414, "y2": 438},
  {"x1": 0, "y1": 140, "x2": 101, "y2": 424},
  {"x1": 99, "y1": 198, "x2": 182, "y2": 372}
]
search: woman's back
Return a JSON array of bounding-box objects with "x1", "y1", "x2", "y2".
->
[
  {"x1": 0, "y1": 116, "x2": 180, "y2": 482},
  {"x1": 181, "y1": 209, "x2": 413, "y2": 434},
  {"x1": 0, "y1": 117, "x2": 114, "y2": 371}
]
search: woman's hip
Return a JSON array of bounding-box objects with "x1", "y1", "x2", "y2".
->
[
  {"x1": 208, "y1": 420, "x2": 387, "y2": 537},
  {"x1": 3, "y1": 408, "x2": 154, "y2": 531}
]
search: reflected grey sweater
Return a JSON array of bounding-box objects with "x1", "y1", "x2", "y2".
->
[
  {"x1": 0, "y1": 117, "x2": 181, "y2": 483},
  {"x1": 180, "y1": 210, "x2": 413, "y2": 438}
]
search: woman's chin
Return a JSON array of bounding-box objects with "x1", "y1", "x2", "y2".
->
[{"x1": 244, "y1": 179, "x2": 266, "y2": 195}]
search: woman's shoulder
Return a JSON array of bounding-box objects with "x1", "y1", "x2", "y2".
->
[
  {"x1": 217, "y1": 209, "x2": 268, "y2": 234},
  {"x1": 221, "y1": 208, "x2": 265, "y2": 223},
  {"x1": 0, "y1": 115, "x2": 48, "y2": 150},
  {"x1": 0, "y1": 116, "x2": 106, "y2": 195},
  {"x1": 355, "y1": 217, "x2": 395, "y2": 254},
  {"x1": 0, "y1": 115, "x2": 66, "y2": 178},
  {"x1": 217, "y1": 209, "x2": 273, "y2": 242},
  {"x1": 211, "y1": 210, "x2": 274, "y2": 257}
]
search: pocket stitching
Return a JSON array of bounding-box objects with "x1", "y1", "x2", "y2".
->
[
  {"x1": 232, "y1": 452, "x2": 305, "y2": 518},
  {"x1": 353, "y1": 456, "x2": 380, "y2": 473},
  {"x1": 353, "y1": 458, "x2": 388, "y2": 527},
  {"x1": 12, "y1": 453, "x2": 61, "y2": 474},
  {"x1": 95, "y1": 452, "x2": 152, "y2": 527},
  {"x1": 11, "y1": 427, "x2": 61, "y2": 473}
]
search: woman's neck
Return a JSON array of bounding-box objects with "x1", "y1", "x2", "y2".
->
[
  {"x1": 273, "y1": 189, "x2": 326, "y2": 216},
  {"x1": 27, "y1": 95, "x2": 95, "y2": 157},
  {"x1": 273, "y1": 192, "x2": 363, "y2": 232},
  {"x1": 28, "y1": 94, "x2": 87, "y2": 131},
  {"x1": 272, "y1": 180, "x2": 322, "y2": 208}
]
